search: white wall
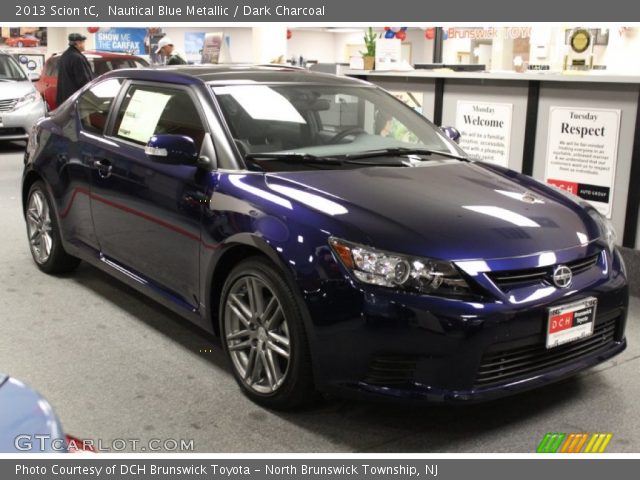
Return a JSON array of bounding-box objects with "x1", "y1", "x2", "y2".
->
[
  {"x1": 40, "y1": 27, "x2": 640, "y2": 72},
  {"x1": 442, "y1": 36, "x2": 472, "y2": 64},
  {"x1": 328, "y1": 29, "x2": 434, "y2": 65},
  {"x1": 603, "y1": 28, "x2": 640, "y2": 74},
  {"x1": 41, "y1": 27, "x2": 438, "y2": 66},
  {"x1": 287, "y1": 30, "x2": 336, "y2": 63},
  {"x1": 46, "y1": 27, "x2": 96, "y2": 55}
]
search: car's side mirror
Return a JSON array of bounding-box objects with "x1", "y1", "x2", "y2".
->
[
  {"x1": 441, "y1": 126, "x2": 461, "y2": 144},
  {"x1": 145, "y1": 134, "x2": 198, "y2": 165}
]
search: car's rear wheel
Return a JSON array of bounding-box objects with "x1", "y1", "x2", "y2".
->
[
  {"x1": 26, "y1": 181, "x2": 80, "y2": 274},
  {"x1": 220, "y1": 257, "x2": 315, "y2": 410}
]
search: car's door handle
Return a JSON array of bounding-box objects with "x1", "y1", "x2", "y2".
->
[{"x1": 93, "y1": 159, "x2": 112, "y2": 179}]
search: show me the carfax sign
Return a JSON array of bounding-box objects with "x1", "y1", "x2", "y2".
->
[
  {"x1": 455, "y1": 101, "x2": 513, "y2": 167},
  {"x1": 544, "y1": 106, "x2": 621, "y2": 218}
]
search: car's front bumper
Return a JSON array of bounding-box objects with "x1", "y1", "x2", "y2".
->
[
  {"x1": 0, "y1": 98, "x2": 45, "y2": 141},
  {"x1": 304, "y1": 246, "x2": 628, "y2": 403}
]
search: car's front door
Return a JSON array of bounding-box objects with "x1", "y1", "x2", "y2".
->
[{"x1": 83, "y1": 81, "x2": 210, "y2": 311}]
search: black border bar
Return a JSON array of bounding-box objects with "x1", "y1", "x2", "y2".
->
[{"x1": 622, "y1": 88, "x2": 640, "y2": 248}]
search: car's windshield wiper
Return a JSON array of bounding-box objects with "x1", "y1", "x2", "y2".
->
[
  {"x1": 344, "y1": 147, "x2": 469, "y2": 162},
  {"x1": 244, "y1": 152, "x2": 407, "y2": 168},
  {"x1": 245, "y1": 152, "x2": 343, "y2": 165}
]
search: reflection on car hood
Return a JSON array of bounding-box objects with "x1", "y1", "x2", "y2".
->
[
  {"x1": 0, "y1": 80, "x2": 35, "y2": 101},
  {"x1": 265, "y1": 161, "x2": 601, "y2": 260}
]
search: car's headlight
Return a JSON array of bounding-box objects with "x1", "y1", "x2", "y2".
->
[
  {"x1": 329, "y1": 237, "x2": 472, "y2": 297},
  {"x1": 589, "y1": 210, "x2": 617, "y2": 252},
  {"x1": 13, "y1": 92, "x2": 38, "y2": 110}
]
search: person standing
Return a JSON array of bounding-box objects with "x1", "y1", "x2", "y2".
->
[
  {"x1": 56, "y1": 33, "x2": 94, "y2": 106},
  {"x1": 155, "y1": 37, "x2": 187, "y2": 65}
]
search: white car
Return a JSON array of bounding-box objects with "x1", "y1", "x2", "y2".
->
[{"x1": 0, "y1": 51, "x2": 46, "y2": 141}]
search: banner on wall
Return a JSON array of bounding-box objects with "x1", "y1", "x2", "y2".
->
[
  {"x1": 201, "y1": 32, "x2": 224, "y2": 64},
  {"x1": 545, "y1": 106, "x2": 620, "y2": 218},
  {"x1": 96, "y1": 28, "x2": 146, "y2": 55},
  {"x1": 185, "y1": 32, "x2": 205, "y2": 64},
  {"x1": 455, "y1": 101, "x2": 513, "y2": 167}
]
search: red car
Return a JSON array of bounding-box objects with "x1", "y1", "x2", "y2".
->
[
  {"x1": 35, "y1": 50, "x2": 149, "y2": 110},
  {"x1": 4, "y1": 35, "x2": 40, "y2": 48}
]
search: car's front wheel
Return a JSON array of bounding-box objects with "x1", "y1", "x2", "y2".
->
[
  {"x1": 220, "y1": 257, "x2": 315, "y2": 410},
  {"x1": 25, "y1": 181, "x2": 80, "y2": 274}
]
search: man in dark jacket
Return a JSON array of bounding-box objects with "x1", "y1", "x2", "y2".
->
[{"x1": 55, "y1": 33, "x2": 93, "y2": 106}]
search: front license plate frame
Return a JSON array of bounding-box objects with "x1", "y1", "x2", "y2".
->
[{"x1": 546, "y1": 297, "x2": 597, "y2": 349}]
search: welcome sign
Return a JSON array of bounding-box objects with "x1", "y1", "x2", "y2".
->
[{"x1": 455, "y1": 101, "x2": 513, "y2": 167}]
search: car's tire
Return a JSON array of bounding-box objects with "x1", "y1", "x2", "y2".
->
[
  {"x1": 25, "y1": 181, "x2": 80, "y2": 274},
  {"x1": 220, "y1": 256, "x2": 316, "y2": 410}
]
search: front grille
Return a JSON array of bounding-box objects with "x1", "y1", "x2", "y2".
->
[
  {"x1": 0, "y1": 98, "x2": 18, "y2": 112},
  {"x1": 363, "y1": 355, "x2": 417, "y2": 387},
  {"x1": 474, "y1": 313, "x2": 619, "y2": 388},
  {"x1": 487, "y1": 253, "x2": 600, "y2": 290}
]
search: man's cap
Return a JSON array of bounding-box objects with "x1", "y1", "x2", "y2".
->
[
  {"x1": 155, "y1": 37, "x2": 174, "y2": 54},
  {"x1": 68, "y1": 33, "x2": 87, "y2": 42}
]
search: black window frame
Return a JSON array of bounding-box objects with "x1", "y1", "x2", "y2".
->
[
  {"x1": 76, "y1": 77, "x2": 125, "y2": 136},
  {"x1": 104, "y1": 80, "x2": 211, "y2": 155}
]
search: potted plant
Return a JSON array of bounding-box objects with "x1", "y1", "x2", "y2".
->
[{"x1": 361, "y1": 27, "x2": 378, "y2": 70}]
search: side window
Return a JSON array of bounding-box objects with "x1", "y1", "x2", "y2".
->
[
  {"x1": 113, "y1": 85, "x2": 206, "y2": 149},
  {"x1": 45, "y1": 57, "x2": 59, "y2": 77},
  {"x1": 93, "y1": 61, "x2": 109, "y2": 76},
  {"x1": 77, "y1": 78, "x2": 123, "y2": 134}
]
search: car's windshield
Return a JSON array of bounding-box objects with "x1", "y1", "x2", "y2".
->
[
  {"x1": 211, "y1": 83, "x2": 464, "y2": 165},
  {"x1": 0, "y1": 55, "x2": 27, "y2": 81}
]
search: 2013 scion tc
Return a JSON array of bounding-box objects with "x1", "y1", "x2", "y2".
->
[{"x1": 22, "y1": 66, "x2": 628, "y2": 409}]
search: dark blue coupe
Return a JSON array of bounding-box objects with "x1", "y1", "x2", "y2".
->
[{"x1": 22, "y1": 66, "x2": 628, "y2": 409}]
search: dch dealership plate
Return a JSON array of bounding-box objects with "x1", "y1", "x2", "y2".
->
[{"x1": 547, "y1": 297, "x2": 597, "y2": 349}]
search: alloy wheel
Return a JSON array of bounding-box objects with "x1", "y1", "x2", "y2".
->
[
  {"x1": 224, "y1": 275, "x2": 291, "y2": 394},
  {"x1": 26, "y1": 189, "x2": 53, "y2": 264}
]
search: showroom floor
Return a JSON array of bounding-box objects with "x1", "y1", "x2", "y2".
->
[{"x1": 1, "y1": 141, "x2": 639, "y2": 453}]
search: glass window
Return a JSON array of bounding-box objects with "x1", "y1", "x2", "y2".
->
[
  {"x1": 212, "y1": 84, "x2": 460, "y2": 159},
  {"x1": 44, "y1": 57, "x2": 59, "y2": 77},
  {"x1": 77, "y1": 78, "x2": 123, "y2": 134},
  {"x1": 93, "y1": 60, "x2": 108, "y2": 76},
  {"x1": 113, "y1": 85, "x2": 206, "y2": 148},
  {"x1": 0, "y1": 54, "x2": 27, "y2": 81}
]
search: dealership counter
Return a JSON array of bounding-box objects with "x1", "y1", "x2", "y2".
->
[{"x1": 344, "y1": 69, "x2": 640, "y2": 252}]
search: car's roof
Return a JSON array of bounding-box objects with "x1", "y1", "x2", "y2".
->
[
  {"x1": 103, "y1": 64, "x2": 368, "y2": 86},
  {"x1": 49, "y1": 50, "x2": 146, "y2": 60}
]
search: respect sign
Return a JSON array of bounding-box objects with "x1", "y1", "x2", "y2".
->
[{"x1": 545, "y1": 106, "x2": 621, "y2": 217}]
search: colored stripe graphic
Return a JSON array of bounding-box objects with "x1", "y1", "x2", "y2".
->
[
  {"x1": 538, "y1": 433, "x2": 613, "y2": 453},
  {"x1": 537, "y1": 433, "x2": 565, "y2": 453}
]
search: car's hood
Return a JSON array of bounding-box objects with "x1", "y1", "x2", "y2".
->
[
  {"x1": 264, "y1": 161, "x2": 601, "y2": 260},
  {"x1": 0, "y1": 374, "x2": 65, "y2": 452},
  {"x1": 0, "y1": 80, "x2": 35, "y2": 101}
]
